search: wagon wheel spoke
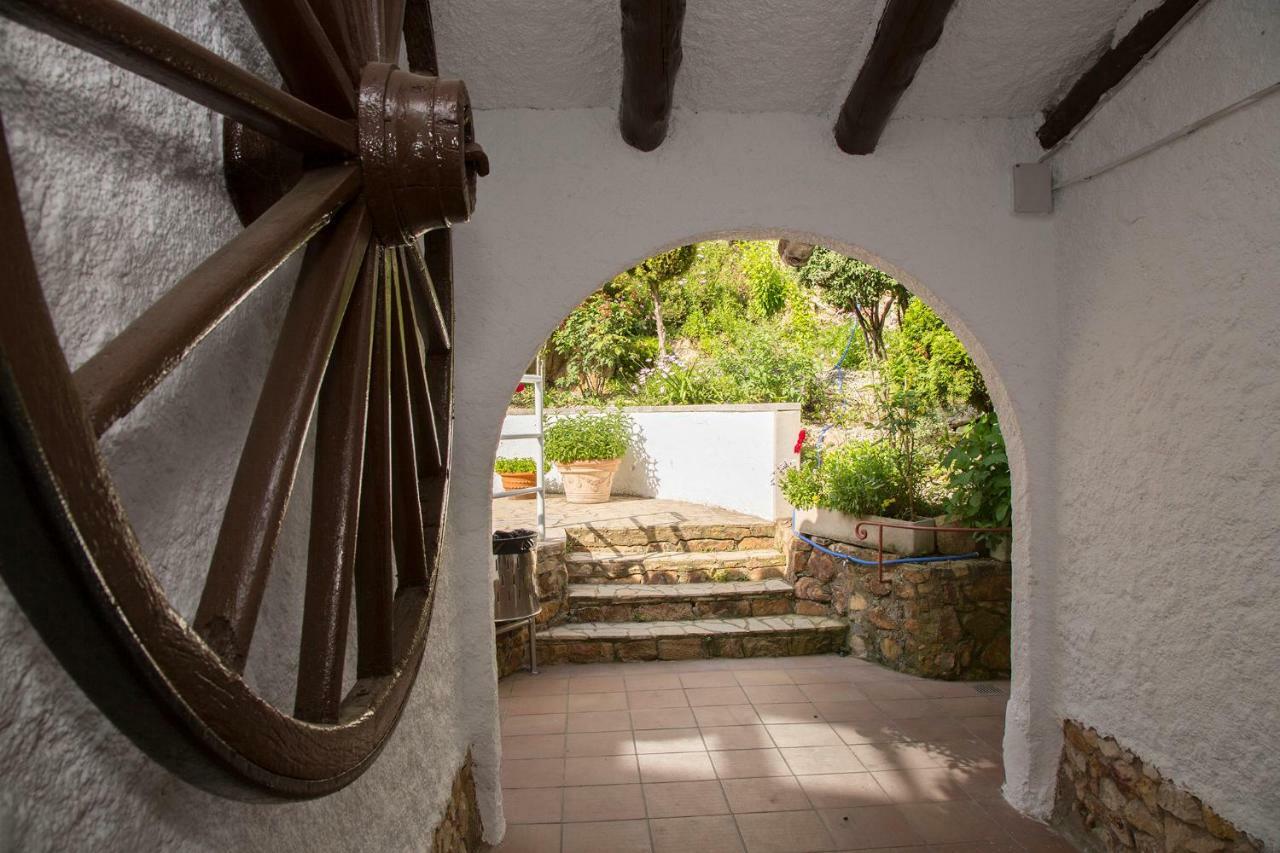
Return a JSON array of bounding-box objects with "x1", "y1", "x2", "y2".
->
[
  {"x1": 381, "y1": 0, "x2": 408, "y2": 61},
  {"x1": 403, "y1": 0, "x2": 439, "y2": 75},
  {"x1": 238, "y1": 0, "x2": 355, "y2": 118},
  {"x1": 307, "y1": 0, "x2": 378, "y2": 82},
  {"x1": 394, "y1": 246, "x2": 443, "y2": 474},
  {"x1": 293, "y1": 248, "x2": 378, "y2": 724},
  {"x1": 195, "y1": 204, "x2": 372, "y2": 671},
  {"x1": 0, "y1": 0, "x2": 356, "y2": 155},
  {"x1": 353, "y1": 248, "x2": 396, "y2": 678},
  {"x1": 419, "y1": 231, "x2": 454, "y2": 481},
  {"x1": 387, "y1": 252, "x2": 430, "y2": 590},
  {"x1": 403, "y1": 240, "x2": 452, "y2": 353},
  {"x1": 73, "y1": 165, "x2": 362, "y2": 435}
]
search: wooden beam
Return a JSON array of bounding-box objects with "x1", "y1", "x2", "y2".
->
[
  {"x1": 1037, "y1": 0, "x2": 1203, "y2": 149},
  {"x1": 619, "y1": 0, "x2": 686, "y2": 151},
  {"x1": 834, "y1": 0, "x2": 956, "y2": 155}
]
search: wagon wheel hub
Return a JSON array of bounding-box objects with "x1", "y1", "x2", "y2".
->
[{"x1": 358, "y1": 63, "x2": 488, "y2": 246}]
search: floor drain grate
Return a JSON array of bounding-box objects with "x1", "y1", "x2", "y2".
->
[{"x1": 972, "y1": 684, "x2": 1001, "y2": 695}]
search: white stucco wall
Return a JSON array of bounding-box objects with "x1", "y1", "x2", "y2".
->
[
  {"x1": 1046, "y1": 1, "x2": 1280, "y2": 844},
  {"x1": 496, "y1": 404, "x2": 801, "y2": 519},
  {"x1": 451, "y1": 108, "x2": 1062, "y2": 828},
  {"x1": 0, "y1": 5, "x2": 499, "y2": 851}
]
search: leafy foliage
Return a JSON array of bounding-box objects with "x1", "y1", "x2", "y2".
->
[
  {"x1": 544, "y1": 411, "x2": 634, "y2": 463},
  {"x1": 796, "y1": 246, "x2": 907, "y2": 359},
  {"x1": 884, "y1": 301, "x2": 989, "y2": 411},
  {"x1": 494, "y1": 457, "x2": 549, "y2": 474},
  {"x1": 550, "y1": 289, "x2": 649, "y2": 397},
  {"x1": 942, "y1": 413, "x2": 1011, "y2": 548}
]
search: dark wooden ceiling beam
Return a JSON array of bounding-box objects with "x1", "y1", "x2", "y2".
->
[
  {"x1": 834, "y1": 0, "x2": 956, "y2": 155},
  {"x1": 619, "y1": 0, "x2": 686, "y2": 151},
  {"x1": 1037, "y1": 0, "x2": 1203, "y2": 149}
]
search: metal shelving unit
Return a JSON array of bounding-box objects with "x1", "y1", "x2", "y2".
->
[{"x1": 494, "y1": 361, "x2": 546, "y2": 541}]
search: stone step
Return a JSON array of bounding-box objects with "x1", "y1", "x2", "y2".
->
[
  {"x1": 564, "y1": 548, "x2": 786, "y2": 584},
  {"x1": 564, "y1": 521, "x2": 777, "y2": 554},
  {"x1": 566, "y1": 579, "x2": 795, "y2": 622},
  {"x1": 536, "y1": 615, "x2": 847, "y2": 664}
]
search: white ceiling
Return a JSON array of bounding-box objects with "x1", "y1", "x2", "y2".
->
[{"x1": 433, "y1": 0, "x2": 1137, "y2": 119}]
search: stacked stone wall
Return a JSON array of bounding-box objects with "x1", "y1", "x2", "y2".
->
[
  {"x1": 1054, "y1": 721, "x2": 1263, "y2": 853},
  {"x1": 781, "y1": 523, "x2": 1011, "y2": 679},
  {"x1": 431, "y1": 753, "x2": 485, "y2": 852}
]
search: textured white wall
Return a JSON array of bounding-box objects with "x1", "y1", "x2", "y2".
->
[
  {"x1": 1047, "y1": 1, "x2": 1280, "y2": 844},
  {"x1": 0, "y1": 5, "x2": 499, "y2": 851},
  {"x1": 498, "y1": 404, "x2": 802, "y2": 519}
]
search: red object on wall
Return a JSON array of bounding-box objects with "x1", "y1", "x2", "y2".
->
[
  {"x1": 515, "y1": 382, "x2": 526, "y2": 393},
  {"x1": 793, "y1": 429, "x2": 807, "y2": 454}
]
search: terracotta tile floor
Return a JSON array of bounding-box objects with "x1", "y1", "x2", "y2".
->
[{"x1": 495, "y1": 654, "x2": 1077, "y2": 853}]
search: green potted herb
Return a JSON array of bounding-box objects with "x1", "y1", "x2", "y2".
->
[
  {"x1": 494, "y1": 457, "x2": 548, "y2": 499},
  {"x1": 543, "y1": 411, "x2": 634, "y2": 504},
  {"x1": 942, "y1": 413, "x2": 1012, "y2": 560}
]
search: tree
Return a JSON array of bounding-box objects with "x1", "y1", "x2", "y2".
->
[
  {"x1": 628, "y1": 245, "x2": 695, "y2": 358},
  {"x1": 795, "y1": 245, "x2": 906, "y2": 360}
]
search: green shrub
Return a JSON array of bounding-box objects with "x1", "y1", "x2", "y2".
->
[
  {"x1": 942, "y1": 413, "x2": 1011, "y2": 548},
  {"x1": 822, "y1": 441, "x2": 905, "y2": 518},
  {"x1": 775, "y1": 454, "x2": 823, "y2": 510},
  {"x1": 544, "y1": 411, "x2": 634, "y2": 463},
  {"x1": 776, "y1": 440, "x2": 909, "y2": 519},
  {"x1": 494, "y1": 457, "x2": 549, "y2": 474},
  {"x1": 884, "y1": 300, "x2": 989, "y2": 411}
]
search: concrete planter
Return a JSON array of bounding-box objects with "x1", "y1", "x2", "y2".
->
[
  {"x1": 933, "y1": 514, "x2": 980, "y2": 555},
  {"x1": 497, "y1": 471, "x2": 537, "y2": 499},
  {"x1": 556, "y1": 458, "x2": 622, "y2": 504},
  {"x1": 794, "y1": 508, "x2": 937, "y2": 556}
]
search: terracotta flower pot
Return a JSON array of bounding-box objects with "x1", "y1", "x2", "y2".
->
[
  {"x1": 498, "y1": 471, "x2": 537, "y2": 499},
  {"x1": 556, "y1": 458, "x2": 622, "y2": 504}
]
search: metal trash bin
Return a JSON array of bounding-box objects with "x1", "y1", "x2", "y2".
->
[
  {"x1": 493, "y1": 529, "x2": 538, "y2": 620},
  {"x1": 493, "y1": 529, "x2": 541, "y2": 673}
]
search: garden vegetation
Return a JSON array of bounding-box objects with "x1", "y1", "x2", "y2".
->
[{"x1": 518, "y1": 240, "x2": 1010, "y2": 543}]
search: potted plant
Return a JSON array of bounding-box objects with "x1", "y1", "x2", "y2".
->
[
  {"x1": 543, "y1": 411, "x2": 634, "y2": 504},
  {"x1": 942, "y1": 412, "x2": 1012, "y2": 560},
  {"x1": 494, "y1": 457, "x2": 548, "y2": 499},
  {"x1": 778, "y1": 440, "x2": 939, "y2": 556}
]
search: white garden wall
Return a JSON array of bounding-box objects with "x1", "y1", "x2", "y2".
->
[{"x1": 496, "y1": 404, "x2": 802, "y2": 520}]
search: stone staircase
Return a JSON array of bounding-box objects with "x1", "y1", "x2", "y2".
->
[{"x1": 537, "y1": 519, "x2": 847, "y2": 664}]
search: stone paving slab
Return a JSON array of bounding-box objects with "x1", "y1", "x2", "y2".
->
[
  {"x1": 493, "y1": 494, "x2": 771, "y2": 543},
  {"x1": 540, "y1": 615, "x2": 846, "y2": 641},
  {"x1": 566, "y1": 548, "x2": 786, "y2": 584},
  {"x1": 567, "y1": 579, "x2": 792, "y2": 600}
]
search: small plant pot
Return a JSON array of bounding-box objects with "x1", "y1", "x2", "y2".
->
[
  {"x1": 498, "y1": 471, "x2": 537, "y2": 499},
  {"x1": 794, "y1": 508, "x2": 937, "y2": 556},
  {"x1": 934, "y1": 514, "x2": 980, "y2": 555},
  {"x1": 556, "y1": 458, "x2": 622, "y2": 504}
]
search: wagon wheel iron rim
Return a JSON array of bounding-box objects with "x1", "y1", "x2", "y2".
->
[{"x1": 0, "y1": 0, "x2": 483, "y2": 799}]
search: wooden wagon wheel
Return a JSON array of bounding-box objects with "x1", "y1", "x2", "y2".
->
[{"x1": 0, "y1": 0, "x2": 486, "y2": 799}]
